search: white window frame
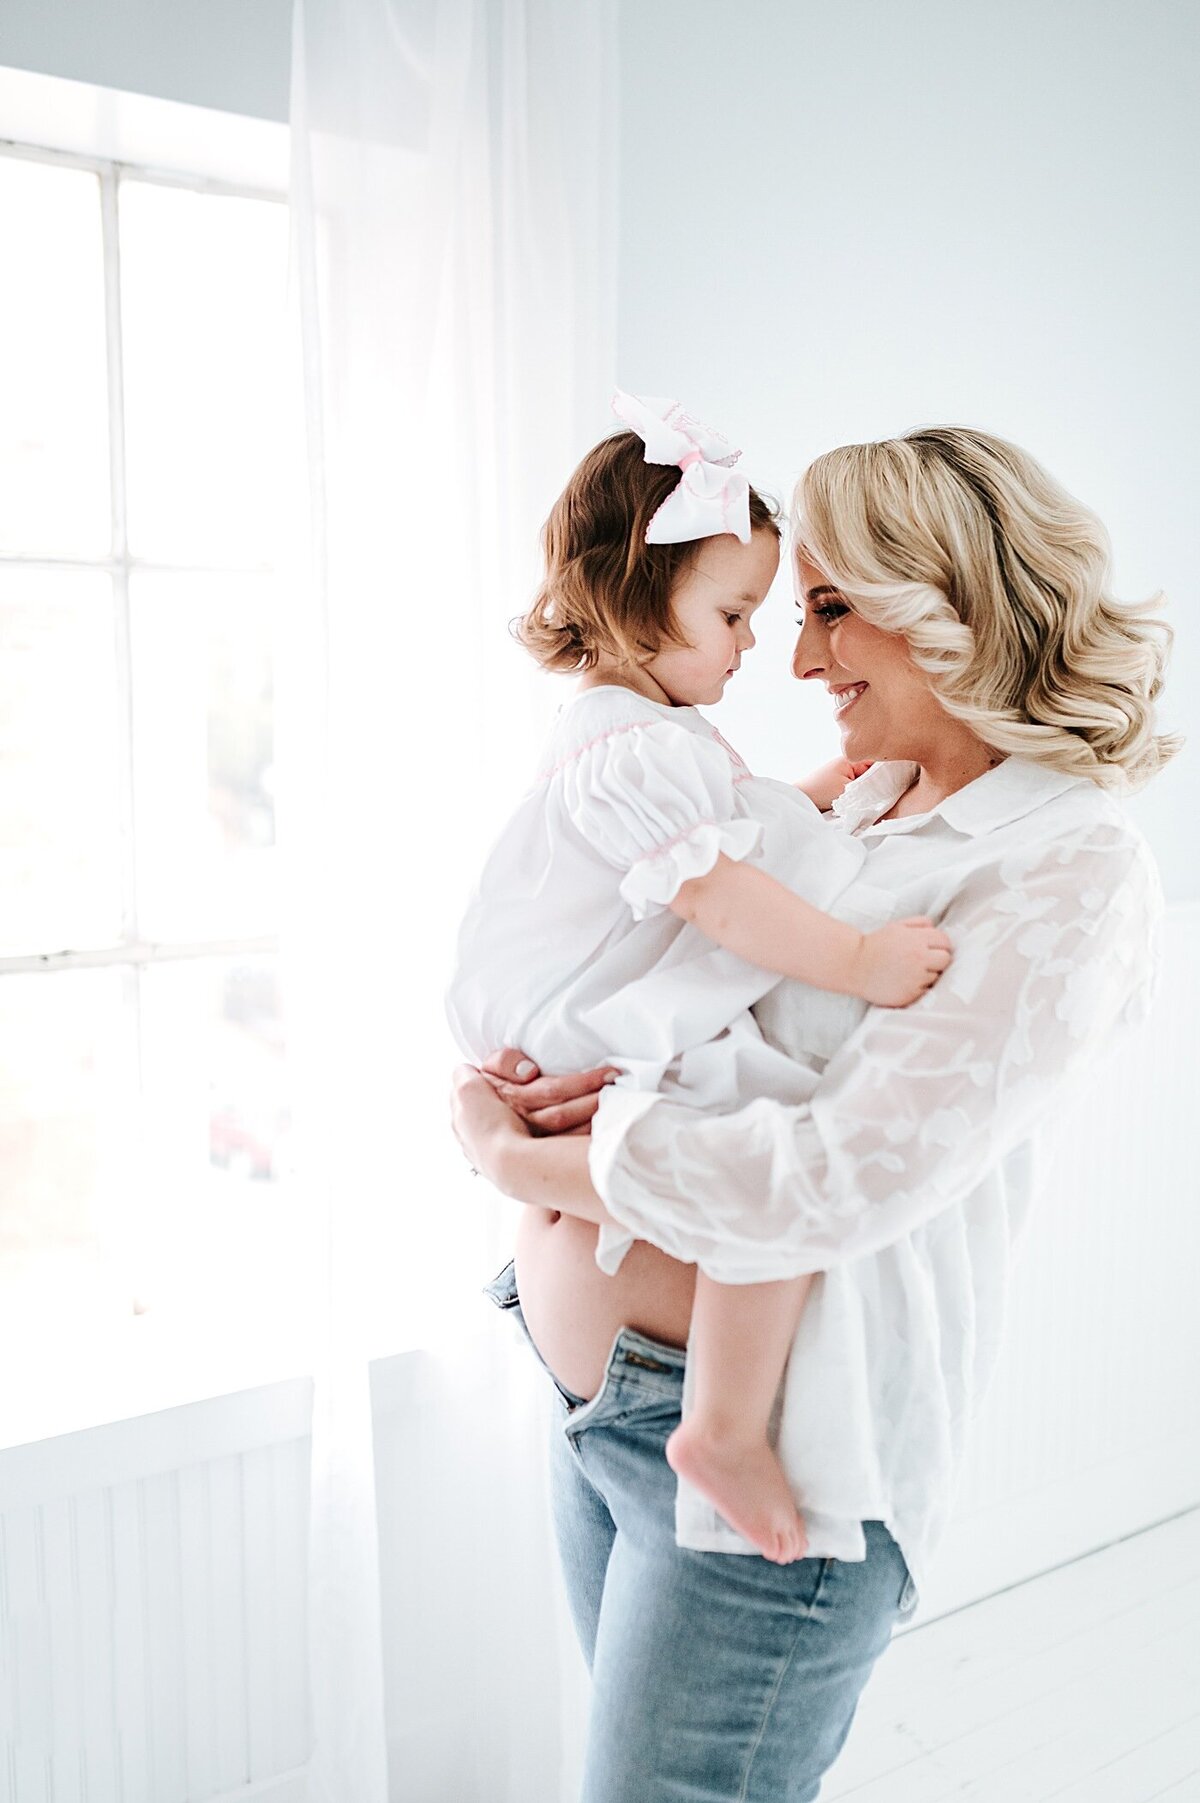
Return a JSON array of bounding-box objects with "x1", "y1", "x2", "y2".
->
[{"x1": 0, "y1": 66, "x2": 313, "y2": 1447}]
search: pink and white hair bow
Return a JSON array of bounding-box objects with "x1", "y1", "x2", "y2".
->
[{"x1": 611, "y1": 390, "x2": 753, "y2": 545}]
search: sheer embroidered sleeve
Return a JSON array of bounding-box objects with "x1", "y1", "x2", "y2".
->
[{"x1": 589, "y1": 819, "x2": 1161, "y2": 1281}]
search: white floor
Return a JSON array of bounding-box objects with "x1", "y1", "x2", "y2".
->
[{"x1": 823, "y1": 1506, "x2": 1200, "y2": 1803}]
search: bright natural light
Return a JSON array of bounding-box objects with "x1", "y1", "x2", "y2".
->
[
  {"x1": 0, "y1": 147, "x2": 298, "y2": 1347},
  {"x1": 0, "y1": 566, "x2": 125, "y2": 954},
  {"x1": 119, "y1": 178, "x2": 295, "y2": 565},
  {"x1": 0, "y1": 155, "x2": 110, "y2": 559}
]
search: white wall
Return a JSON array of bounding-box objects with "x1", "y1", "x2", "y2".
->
[
  {"x1": 617, "y1": 0, "x2": 1198, "y2": 903},
  {"x1": 0, "y1": 0, "x2": 292, "y2": 122}
]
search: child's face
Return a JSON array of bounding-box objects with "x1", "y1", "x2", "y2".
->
[{"x1": 644, "y1": 529, "x2": 779, "y2": 706}]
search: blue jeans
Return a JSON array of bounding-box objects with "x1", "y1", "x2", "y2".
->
[{"x1": 485, "y1": 1261, "x2": 916, "y2": 1803}]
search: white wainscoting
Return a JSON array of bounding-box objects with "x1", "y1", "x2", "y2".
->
[
  {"x1": 0, "y1": 1384, "x2": 312, "y2": 1803},
  {"x1": 2, "y1": 907, "x2": 1197, "y2": 1799}
]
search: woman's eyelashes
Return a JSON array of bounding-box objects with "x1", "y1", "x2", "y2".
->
[{"x1": 795, "y1": 602, "x2": 850, "y2": 626}]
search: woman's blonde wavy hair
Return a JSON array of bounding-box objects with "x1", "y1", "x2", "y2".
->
[{"x1": 794, "y1": 427, "x2": 1179, "y2": 791}]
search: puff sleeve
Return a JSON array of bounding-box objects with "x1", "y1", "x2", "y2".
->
[{"x1": 557, "y1": 718, "x2": 760, "y2": 919}]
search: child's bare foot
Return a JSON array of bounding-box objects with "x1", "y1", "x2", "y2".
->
[{"x1": 666, "y1": 1419, "x2": 808, "y2": 1564}]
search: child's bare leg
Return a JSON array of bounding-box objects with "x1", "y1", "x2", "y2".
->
[{"x1": 666, "y1": 1273, "x2": 812, "y2": 1565}]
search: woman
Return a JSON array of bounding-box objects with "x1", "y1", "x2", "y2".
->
[{"x1": 452, "y1": 426, "x2": 1176, "y2": 1803}]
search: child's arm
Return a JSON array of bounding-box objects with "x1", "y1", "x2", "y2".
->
[
  {"x1": 795, "y1": 757, "x2": 873, "y2": 811},
  {"x1": 670, "y1": 856, "x2": 951, "y2": 1007}
]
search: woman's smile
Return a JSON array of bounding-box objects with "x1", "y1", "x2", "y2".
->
[{"x1": 831, "y1": 681, "x2": 868, "y2": 718}]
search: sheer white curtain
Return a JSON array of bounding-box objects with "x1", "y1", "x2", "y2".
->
[{"x1": 285, "y1": 2, "x2": 617, "y2": 1797}]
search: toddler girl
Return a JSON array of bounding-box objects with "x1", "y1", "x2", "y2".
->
[{"x1": 448, "y1": 393, "x2": 952, "y2": 1563}]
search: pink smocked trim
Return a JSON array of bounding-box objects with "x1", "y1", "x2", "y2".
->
[
  {"x1": 707, "y1": 724, "x2": 751, "y2": 775},
  {"x1": 629, "y1": 815, "x2": 725, "y2": 866},
  {"x1": 537, "y1": 714, "x2": 753, "y2": 787},
  {"x1": 536, "y1": 717, "x2": 654, "y2": 785}
]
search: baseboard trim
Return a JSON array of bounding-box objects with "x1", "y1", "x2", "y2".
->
[{"x1": 910, "y1": 1429, "x2": 1200, "y2": 1628}]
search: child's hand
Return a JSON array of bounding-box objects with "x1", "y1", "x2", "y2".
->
[
  {"x1": 852, "y1": 917, "x2": 953, "y2": 1007},
  {"x1": 796, "y1": 758, "x2": 874, "y2": 811}
]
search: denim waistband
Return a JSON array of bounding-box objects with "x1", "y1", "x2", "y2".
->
[{"x1": 483, "y1": 1258, "x2": 687, "y2": 1416}]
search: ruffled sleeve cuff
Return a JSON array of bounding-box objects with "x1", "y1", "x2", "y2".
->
[{"x1": 618, "y1": 816, "x2": 763, "y2": 921}]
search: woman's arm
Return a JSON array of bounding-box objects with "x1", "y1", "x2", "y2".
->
[
  {"x1": 451, "y1": 1064, "x2": 610, "y2": 1224},
  {"x1": 470, "y1": 820, "x2": 1160, "y2": 1281},
  {"x1": 671, "y1": 855, "x2": 951, "y2": 1006}
]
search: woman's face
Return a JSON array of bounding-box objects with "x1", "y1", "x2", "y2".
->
[{"x1": 791, "y1": 554, "x2": 946, "y2": 764}]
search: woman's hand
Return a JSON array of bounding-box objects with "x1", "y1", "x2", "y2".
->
[
  {"x1": 479, "y1": 1047, "x2": 619, "y2": 1137},
  {"x1": 451, "y1": 1064, "x2": 532, "y2": 1193},
  {"x1": 451, "y1": 1060, "x2": 613, "y2": 1224}
]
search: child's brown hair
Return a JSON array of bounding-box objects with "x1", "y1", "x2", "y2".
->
[{"x1": 517, "y1": 431, "x2": 781, "y2": 673}]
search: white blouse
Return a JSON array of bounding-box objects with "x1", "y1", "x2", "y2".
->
[
  {"x1": 447, "y1": 680, "x2": 868, "y2": 1115},
  {"x1": 588, "y1": 757, "x2": 1163, "y2": 1592}
]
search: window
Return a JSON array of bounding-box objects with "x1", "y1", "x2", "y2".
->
[{"x1": 0, "y1": 137, "x2": 305, "y2": 1374}]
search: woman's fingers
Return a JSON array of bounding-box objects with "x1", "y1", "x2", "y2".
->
[
  {"x1": 481, "y1": 1047, "x2": 542, "y2": 1083},
  {"x1": 483, "y1": 1062, "x2": 618, "y2": 1122},
  {"x1": 524, "y1": 1091, "x2": 603, "y2": 1136}
]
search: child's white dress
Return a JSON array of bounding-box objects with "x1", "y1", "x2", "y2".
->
[{"x1": 447, "y1": 684, "x2": 879, "y2": 1277}]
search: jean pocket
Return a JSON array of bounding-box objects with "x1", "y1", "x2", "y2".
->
[{"x1": 482, "y1": 1259, "x2": 520, "y2": 1311}]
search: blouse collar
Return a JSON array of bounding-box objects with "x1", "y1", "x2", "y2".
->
[{"x1": 832, "y1": 757, "x2": 1090, "y2": 837}]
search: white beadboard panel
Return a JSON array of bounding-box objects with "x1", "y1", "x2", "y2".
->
[
  {"x1": 41, "y1": 1496, "x2": 84, "y2": 1781},
  {"x1": 143, "y1": 1469, "x2": 189, "y2": 1802},
  {"x1": 0, "y1": 1380, "x2": 312, "y2": 1510},
  {"x1": 918, "y1": 903, "x2": 1200, "y2": 1619},
  {"x1": 73, "y1": 1489, "x2": 118, "y2": 1797},
  {"x1": 271, "y1": 1439, "x2": 312, "y2": 1770},
  {"x1": 10, "y1": 1751, "x2": 49, "y2": 1803},
  {"x1": 209, "y1": 1454, "x2": 251, "y2": 1793},
  {"x1": 0, "y1": 1395, "x2": 311, "y2": 1803},
  {"x1": 179, "y1": 1464, "x2": 221, "y2": 1799},
  {"x1": 3, "y1": 1506, "x2": 50, "y2": 1748},
  {"x1": 242, "y1": 1441, "x2": 312, "y2": 1784},
  {"x1": 109, "y1": 1479, "x2": 151, "y2": 1802},
  {"x1": 243, "y1": 1447, "x2": 277, "y2": 1785}
]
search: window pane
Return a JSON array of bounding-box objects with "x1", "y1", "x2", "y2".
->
[
  {"x1": 0, "y1": 154, "x2": 111, "y2": 558},
  {"x1": 0, "y1": 568, "x2": 124, "y2": 956},
  {"x1": 141, "y1": 954, "x2": 289, "y2": 1182},
  {"x1": 119, "y1": 179, "x2": 296, "y2": 565},
  {"x1": 136, "y1": 955, "x2": 300, "y2": 1315},
  {"x1": 130, "y1": 571, "x2": 277, "y2": 941},
  {"x1": 0, "y1": 969, "x2": 136, "y2": 1322}
]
